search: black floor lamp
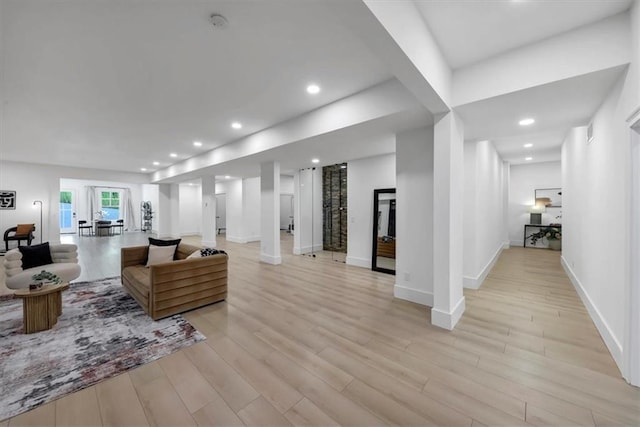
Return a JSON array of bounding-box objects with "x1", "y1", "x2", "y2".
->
[{"x1": 33, "y1": 200, "x2": 43, "y2": 243}]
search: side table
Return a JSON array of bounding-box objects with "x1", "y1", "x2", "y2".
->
[{"x1": 14, "y1": 283, "x2": 69, "y2": 334}]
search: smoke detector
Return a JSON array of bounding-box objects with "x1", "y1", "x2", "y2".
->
[{"x1": 210, "y1": 14, "x2": 229, "y2": 29}]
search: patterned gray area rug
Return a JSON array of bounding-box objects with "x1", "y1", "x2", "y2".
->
[{"x1": 0, "y1": 277, "x2": 205, "y2": 421}]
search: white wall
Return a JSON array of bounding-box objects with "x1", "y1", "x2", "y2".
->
[
  {"x1": 225, "y1": 179, "x2": 244, "y2": 243},
  {"x1": 562, "y1": 72, "x2": 633, "y2": 371},
  {"x1": 179, "y1": 184, "x2": 202, "y2": 236},
  {"x1": 59, "y1": 178, "x2": 143, "y2": 232},
  {"x1": 280, "y1": 175, "x2": 294, "y2": 194},
  {"x1": 508, "y1": 161, "x2": 562, "y2": 246},
  {"x1": 243, "y1": 177, "x2": 261, "y2": 242},
  {"x1": 395, "y1": 127, "x2": 434, "y2": 306},
  {"x1": 0, "y1": 160, "x2": 148, "y2": 244},
  {"x1": 463, "y1": 140, "x2": 507, "y2": 289},
  {"x1": 346, "y1": 154, "x2": 396, "y2": 268}
]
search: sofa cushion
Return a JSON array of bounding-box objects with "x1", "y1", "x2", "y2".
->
[
  {"x1": 19, "y1": 242, "x2": 53, "y2": 270},
  {"x1": 5, "y1": 249, "x2": 22, "y2": 262},
  {"x1": 148, "y1": 238, "x2": 181, "y2": 259},
  {"x1": 187, "y1": 248, "x2": 227, "y2": 259},
  {"x1": 146, "y1": 245, "x2": 176, "y2": 266},
  {"x1": 122, "y1": 265, "x2": 150, "y2": 302}
]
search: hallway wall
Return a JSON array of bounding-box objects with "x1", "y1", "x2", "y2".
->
[{"x1": 562, "y1": 70, "x2": 634, "y2": 371}]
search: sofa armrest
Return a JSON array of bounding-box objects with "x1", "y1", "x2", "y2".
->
[{"x1": 121, "y1": 245, "x2": 149, "y2": 272}]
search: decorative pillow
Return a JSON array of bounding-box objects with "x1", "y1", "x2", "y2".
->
[
  {"x1": 186, "y1": 248, "x2": 227, "y2": 259},
  {"x1": 146, "y1": 245, "x2": 177, "y2": 267},
  {"x1": 148, "y1": 237, "x2": 181, "y2": 259},
  {"x1": 18, "y1": 242, "x2": 53, "y2": 270},
  {"x1": 16, "y1": 223, "x2": 35, "y2": 236}
]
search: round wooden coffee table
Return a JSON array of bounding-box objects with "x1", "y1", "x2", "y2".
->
[{"x1": 14, "y1": 283, "x2": 69, "y2": 334}]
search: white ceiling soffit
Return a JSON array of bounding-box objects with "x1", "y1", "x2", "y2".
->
[
  {"x1": 455, "y1": 65, "x2": 627, "y2": 148},
  {"x1": 157, "y1": 106, "x2": 433, "y2": 184},
  {"x1": 415, "y1": 0, "x2": 633, "y2": 69},
  {"x1": 490, "y1": 130, "x2": 566, "y2": 165},
  {"x1": 1, "y1": 0, "x2": 392, "y2": 173}
]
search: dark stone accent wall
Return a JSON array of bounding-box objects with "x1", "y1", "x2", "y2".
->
[{"x1": 322, "y1": 164, "x2": 348, "y2": 252}]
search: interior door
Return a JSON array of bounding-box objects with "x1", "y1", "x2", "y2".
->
[{"x1": 59, "y1": 189, "x2": 76, "y2": 234}]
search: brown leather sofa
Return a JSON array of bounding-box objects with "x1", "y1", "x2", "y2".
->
[{"x1": 121, "y1": 243, "x2": 228, "y2": 320}]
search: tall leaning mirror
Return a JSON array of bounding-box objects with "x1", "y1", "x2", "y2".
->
[{"x1": 372, "y1": 188, "x2": 396, "y2": 275}]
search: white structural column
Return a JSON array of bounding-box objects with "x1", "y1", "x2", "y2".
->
[
  {"x1": 432, "y1": 111, "x2": 465, "y2": 330},
  {"x1": 394, "y1": 127, "x2": 434, "y2": 306},
  {"x1": 201, "y1": 176, "x2": 217, "y2": 248},
  {"x1": 260, "y1": 161, "x2": 282, "y2": 264},
  {"x1": 157, "y1": 183, "x2": 180, "y2": 238}
]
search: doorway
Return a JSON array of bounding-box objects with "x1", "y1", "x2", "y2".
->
[
  {"x1": 280, "y1": 194, "x2": 293, "y2": 232},
  {"x1": 216, "y1": 193, "x2": 226, "y2": 234},
  {"x1": 59, "y1": 189, "x2": 76, "y2": 234}
]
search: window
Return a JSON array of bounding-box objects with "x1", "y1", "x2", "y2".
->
[{"x1": 101, "y1": 191, "x2": 120, "y2": 220}]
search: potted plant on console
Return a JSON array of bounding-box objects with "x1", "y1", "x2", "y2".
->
[{"x1": 528, "y1": 224, "x2": 562, "y2": 250}]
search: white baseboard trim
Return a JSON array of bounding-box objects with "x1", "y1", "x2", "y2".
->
[
  {"x1": 464, "y1": 243, "x2": 505, "y2": 290},
  {"x1": 503, "y1": 241, "x2": 510, "y2": 249},
  {"x1": 294, "y1": 244, "x2": 323, "y2": 255},
  {"x1": 246, "y1": 235, "x2": 261, "y2": 243},
  {"x1": 510, "y1": 239, "x2": 523, "y2": 247},
  {"x1": 260, "y1": 253, "x2": 282, "y2": 265},
  {"x1": 431, "y1": 296, "x2": 466, "y2": 330},
  {"x1": 346, "y1": 256, "x2": 370, "y2": 269},
  {"x1": 180, "y1": 232, "x2": 201, "y2": 237},
  {"x1": 394, "y1": 285, "x2": 433, "y2": 306},
  {"x1": 226, "y1": 235, "x2": 247, "y2": 244},
  {"x1": 561, "y1": 256, "x2": 623, "y2": 370}
]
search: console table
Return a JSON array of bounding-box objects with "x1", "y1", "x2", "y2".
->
[{"x1": 523, "y1": 224, "x2": 562, "y2": 248}]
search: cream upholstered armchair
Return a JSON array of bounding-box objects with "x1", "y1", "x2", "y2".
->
[{"x1": 3, "y1": 243, "x2": 81, "y2": 289}]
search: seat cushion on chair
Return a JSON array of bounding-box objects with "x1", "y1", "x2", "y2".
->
[
  {"x1": 15, "y1": 223, "x2": 35, "y2": 235},
  {"x1": 5, "y1": 263, "x2": 81, "y2": 289},
  {"x1": 19, "y1": 242, "x2": 53, "y2": 269}
]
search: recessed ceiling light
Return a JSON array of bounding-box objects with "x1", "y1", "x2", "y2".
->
[
  {"x1": 311, "y1": 158, "x2": 320, "y2": 164},
  {"x1": 170, "y1": 153, "x2": 178, "y2": 158},
  {"x1": 523, "y1": 143, "x2": 533, "y2": 148},
  {"x1": 519, "y1": 118, "x2": 535, "y2": 126},
  {"x1": 140, "y1": 168, "x2": 147, "y2": 172},
  {"x1": 193, "y1": 141, "x2": 202, "y2": 147},
  {"x1": 224, "y1": 175, "x2": 231, "y2": 179},
  {"x1": 231, "y1": 122, "x2": 242, "y2": 129},
  {"x1": 525, "y1": 157, "x2": 533, "y2": 161},
  {"x1": 153, "y1": 161, "x2": 160, "y2": 166},
  {"x1": 306, "y1": 84, "x2": 320, "y2": 94},
  {"x1": 340, "y1": 165, "x2": 347, "y2": 169}
]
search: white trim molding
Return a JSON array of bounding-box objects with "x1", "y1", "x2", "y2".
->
[
  {"x1": 431, "y1": 296, "x2": 466, "y2": 330},
  {"x1": 393, "y1": 285, "x2": 433, "y2": 307},
  {"x1": 294, "y1": 244, "x2": 324, "y2": 256},
  {"x1": 464, "y1": 243, "x2": 505, "y2": 289},
  {"x1": 260, "y1": 253, "x2": 282, "y2": 265},
  {"x1": 561, "y1": 256, "x2": 623, "y2": 369},
  {"x1": 345, "y1": 256, "x2": 370, "y2": 269}
]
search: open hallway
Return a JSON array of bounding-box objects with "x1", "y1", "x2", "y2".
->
[{"x1": 4, "y1": 236, "x2": 639, "y2": 426}]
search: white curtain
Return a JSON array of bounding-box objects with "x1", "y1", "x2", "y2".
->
[
  {"x1": 122, "y1": 188, "x2": 136, "y2": 231},
  {"x1": 86, "y1": 186, "x2": 100, "y2": 221}
]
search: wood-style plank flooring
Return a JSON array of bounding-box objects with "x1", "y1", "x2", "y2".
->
[{"x1": 2, "y1": 232, "x2": 639, "y2": 426}]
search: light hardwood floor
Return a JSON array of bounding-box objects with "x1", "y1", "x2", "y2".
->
[{"x1": 3, "y1": 232, "x2": 640, "y2": 426}]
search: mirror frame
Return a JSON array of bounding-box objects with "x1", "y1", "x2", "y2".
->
[
  {"x1": 372, "y1": 188, "x2": 396, "y2": 275},
  {"x1": 535, "y1": 188, "x2": 562, "y2": 208}
]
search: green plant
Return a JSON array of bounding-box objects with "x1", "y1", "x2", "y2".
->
[
  {"x1": 32, "y1": 270, "x2": 62, "y2": 285},
  {"x1": 528, "y1": 226, "x2": 562, "y2": 246}
]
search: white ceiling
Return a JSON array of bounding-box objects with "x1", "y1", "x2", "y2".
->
[
  {"x1": 415, "y1": 0, "x2": 633, "y2": 69},
  {"x1": 0, "y1": 0, "x2": 634, "y2": 180},
  {"x1": 0, "y1": 0, "x2": 392, "y2": 173},
  {"x1": 455, "y1": 65, "x2": 627, "y2": 164}
]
